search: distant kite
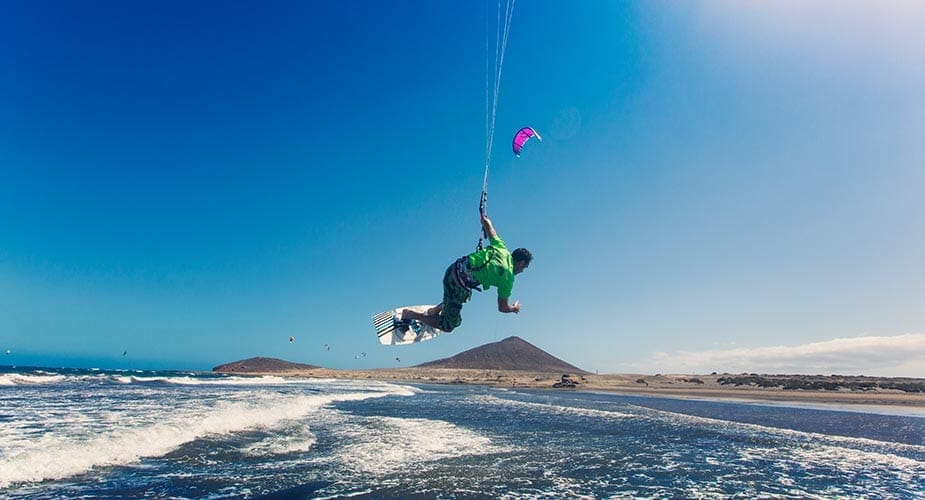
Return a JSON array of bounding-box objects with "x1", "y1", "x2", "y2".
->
[
  {"x1": 512, "y1": 127, "x2": 542, "y2": 157},
  {"x1": 289, "y1": 336, "x2": 294, "y2": 343},
  {"x1": 122, "y1": 351, "x2": 128, "y2": 356}
]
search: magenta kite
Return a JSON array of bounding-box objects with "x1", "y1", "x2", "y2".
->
[{"x1": 512, "y1": 127, "x2": 542, "y2": 157}]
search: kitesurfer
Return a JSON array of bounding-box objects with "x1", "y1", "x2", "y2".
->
[{"x1": 401, "y1": 213, "x2": 532, "y2": 332}]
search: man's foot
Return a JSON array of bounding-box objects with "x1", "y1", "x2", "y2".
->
[
  {"x1": 393, "y1": 314, "x2": 411, "y2": 334},
  {"x1": 400, "y1": 307, "x2": 442, "y2": 331},
  {"x1": 402, "y1": 308, "x2": 429, "y2": 321}
]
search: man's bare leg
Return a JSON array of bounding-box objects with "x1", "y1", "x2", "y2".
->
[{"x1": 401, "y1": 306, "x2": 442, "y2": 330}]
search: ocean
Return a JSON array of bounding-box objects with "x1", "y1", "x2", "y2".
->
[{"x1": 1, "y1": 367, "x2": 923, "y2": 499}]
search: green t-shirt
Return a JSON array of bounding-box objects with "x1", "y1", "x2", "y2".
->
[{"x1": 468, "y1": 234, "x2": 515, "y2": 299}]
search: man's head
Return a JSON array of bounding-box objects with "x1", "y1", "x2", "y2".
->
[{"x1": 512, "y1": 248, "x2": 532, "y2": 274}]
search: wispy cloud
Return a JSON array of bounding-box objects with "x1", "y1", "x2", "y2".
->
[
  {"x1": 695, "y1": 1, "x2": 925, "y2": 81},
  {"x1": 633, "y1": 334, "x2": 925, "y2": 377}
]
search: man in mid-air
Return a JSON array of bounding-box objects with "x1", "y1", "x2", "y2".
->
[{"x1": 401, "y1": 213, "x2": 532, "y2": 332}]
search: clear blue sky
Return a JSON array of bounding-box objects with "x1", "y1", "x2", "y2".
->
[{"x1": 2, "y1": 1, "x2": 923, "y2": 376}]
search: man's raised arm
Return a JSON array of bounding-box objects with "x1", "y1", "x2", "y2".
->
[{"x1": 481, "y1": 213, "x2": 498, "y2": 239}]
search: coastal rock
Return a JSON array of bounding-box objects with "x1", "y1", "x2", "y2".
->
[
  {"x1": 212, "y1": 357, "x2": 321, "y2": 373},
  {"x1": 553, "y1": 374, "x2": 579, "y2": 388},
  {"x1": 715, "y1": 374, "x2": 925, "y2": 393}
]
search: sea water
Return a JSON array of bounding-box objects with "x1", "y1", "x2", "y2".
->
[{"x1": 1, "y1": 366, "x2": 923, "y2": 498}]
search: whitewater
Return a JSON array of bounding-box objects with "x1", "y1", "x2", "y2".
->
[{"x1": 1, "y1": 366, "x2": 923, "y2": 498}]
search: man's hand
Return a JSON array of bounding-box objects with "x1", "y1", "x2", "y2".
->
[{"x1": 498, "y1": 297, "x2": 521, "y2": 314}]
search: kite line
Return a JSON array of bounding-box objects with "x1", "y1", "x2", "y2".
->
[{"x1": 479, "y1": 0, "x2": 516, "y2": 249}]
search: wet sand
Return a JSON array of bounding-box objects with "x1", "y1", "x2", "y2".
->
[{"x1": 230, "y1": 367, "x2": 925, "y2": 408}]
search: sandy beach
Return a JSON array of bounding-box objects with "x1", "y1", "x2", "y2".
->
[{"x1": 224, "y1": 367, "x2": 925, "y2": 408}]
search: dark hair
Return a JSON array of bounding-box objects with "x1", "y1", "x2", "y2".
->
[{"x1": 512, "y1": 248, "x2": 533, "y2": 265}]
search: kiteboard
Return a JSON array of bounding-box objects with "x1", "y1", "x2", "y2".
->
[{"x1": 373, "y1": 305, "x2": 448, "y2": 346}]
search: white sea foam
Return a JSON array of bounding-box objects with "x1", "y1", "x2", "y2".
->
[
  {"x1": 330, "y1": 415, "x2": 504, "y2": 474},
  {"x1": 241, "y1": 426, "x2": 318, "y2": 457},
  {"x1": 0, "y1": 373, "x2": 67, "y2": 386},
  {"x1": 470, "y1": 394, "x2": 635, "y2": 419},
  {"x1": 628, "y1": 403, "x2": 925, "y2": 484},
  {"x1": 476, "y1": 392, "x2": 925, "y2": 492},
  {"x1": 0, "y1": 383, "x2": 415, "y2": 487},
  {"x1": 738, "y1": 442, "x2": 925, "y2": 484},
  {"x1": 0, "y1": 371, "x2": 328, "y2": 387},
  {"x1": 640, "y1": 404, "x2": 925, "y2": 454},
  {"x1": 126, "y1": 375, "x2": 296, "y2": 385}
]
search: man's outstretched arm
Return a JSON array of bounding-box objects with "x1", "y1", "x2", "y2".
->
[{"x1": 498, "y1": 297, "x2": 521, "y2": 314}]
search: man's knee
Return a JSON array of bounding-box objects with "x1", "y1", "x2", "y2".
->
[
  {"x1": 438, "y1": 309, "x2": 462, "y2": 332},
  {"x1": 439, "y1": 318, "x2": 460, "y2": 332}
]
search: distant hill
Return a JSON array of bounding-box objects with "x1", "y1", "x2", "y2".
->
[
  {"x1": 416, "y1": 336, "x2": 586, "y2": 373},
  {"x1": 212, "y1": 357, "x2": 321, "y2": 373}
]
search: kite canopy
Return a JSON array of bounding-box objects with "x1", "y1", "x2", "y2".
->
[{"x1": 512, "y1": 127, "x2": 542, "y2": 157}]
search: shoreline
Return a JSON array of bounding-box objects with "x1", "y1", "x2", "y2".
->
[{"x1": 218, "y1": 367, "x2": 925, "y2": 409}]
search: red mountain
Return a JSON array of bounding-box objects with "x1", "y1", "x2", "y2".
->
[{"x1": 416, "y1": 336, "x2": 586, "y2": 373}]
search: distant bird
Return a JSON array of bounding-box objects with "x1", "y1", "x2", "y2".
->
[
  {"x1": 395, "y1": 357, "x2": 401, "y2": 363},
  {"x1": 324, "y1": 343, "x2": 331, "y2": 352},
  {"x1": 361, "y1": 352, "x2": 367, "y2": 358},
  {"x1": 289, "y1": 336, "x2": 294, "y2": 344},
  {"x1": 122, "y1": 351, "x2": 128, "y2": 356}
]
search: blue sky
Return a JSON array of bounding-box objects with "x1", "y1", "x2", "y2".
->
[{"x1": 2, "y1": 1, "x2": 923, "y2": 376}]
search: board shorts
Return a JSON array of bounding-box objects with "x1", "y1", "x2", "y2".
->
[{"x1": 439, "y1": 256, "x2": 476, "y2": 331}]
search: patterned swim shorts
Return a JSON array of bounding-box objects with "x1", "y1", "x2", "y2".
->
[{"x1": 439, "y1": 257, "x2": 474, "y2": 331}]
